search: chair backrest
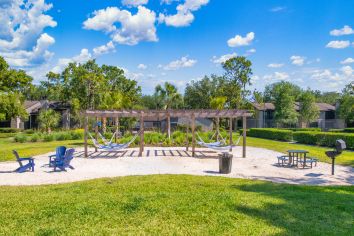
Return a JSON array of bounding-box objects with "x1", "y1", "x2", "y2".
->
[
  {"x1": 335, "y1": 139, "x2": 346, "y2": 154},
  {"x1": 56, "y1": 146, "x2": 67, "y2": 159},
  {"x1": 12, "y1": 150, "x2": 22, "y2": 166},
  {"x1": 63, "y1": 149, "x2": 75, "y2": 166}
]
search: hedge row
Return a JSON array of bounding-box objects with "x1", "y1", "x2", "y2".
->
[
  {"x1": 247, "y1": 128, "x2": 293, "y2": 141},
  {"x1": 293, "y1": 131, "x2": 354, "y2": 149},
  {"x1": 14, "y1": 130, "x2": 84, "y2": 143},
  {"x1": 286, "y1": 128, "x2": 321, "y2": 132},
  {"x1": 0, "y1": 128, "x2": 21, "y2": 133}
]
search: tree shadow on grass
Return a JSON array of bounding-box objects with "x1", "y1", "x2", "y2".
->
[{"x1": 231, "y1": 182, "x2": 354, "y2": 235}]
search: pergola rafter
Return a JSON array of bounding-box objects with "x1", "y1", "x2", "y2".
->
[{"x1": 83, "y1": 109, "x2": 252, "y2": 158}]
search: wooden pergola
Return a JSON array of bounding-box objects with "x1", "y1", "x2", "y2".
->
[{"x1": 83, "y1": 109, "x2": 253, "y2": 158}]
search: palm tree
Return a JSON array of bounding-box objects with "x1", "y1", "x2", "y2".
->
[
  {"x1": 38, "y1": 109, "x2": 60, "y2": 133},
  {"x1": 154, "y1": 82, "x2": 183, "y2": 110}
]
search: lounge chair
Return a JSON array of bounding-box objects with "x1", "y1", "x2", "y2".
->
[
  {"x1": 52, "y1": 149, "x2": 75, "y2": 171},
  {"x1": 13, "y1": 150, "x2": 35, "y2": 173},
  {"x1": 49, "y1": 146, "x2": 66, "y2": 167}
]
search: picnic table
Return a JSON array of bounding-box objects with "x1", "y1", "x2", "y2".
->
[{"x1": 287, "y1": 150, "x2": 309, "y2": 168}]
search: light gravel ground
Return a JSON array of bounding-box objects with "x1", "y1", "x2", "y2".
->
[{"x1": 0, "y1": 146, "x2": 353, "y2": 186}]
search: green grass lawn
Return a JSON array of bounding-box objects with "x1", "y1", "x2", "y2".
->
[
  {"x1": 0, "y1": 175, "x2": 353, "y2": 235},
  {"x1": 1, "y1": 134, "x2": 353, "y2": 167},
  {"x1": 246, "y1": 137, "x2": 354, "y2": 167}
]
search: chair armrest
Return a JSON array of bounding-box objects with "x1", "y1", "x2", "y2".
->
[
  {"x1": 18, "y1": 157, "x2": 33, "y2": 161},
  {"x1": 49, "y1": 155, "x2": 56, "y2": 158}
]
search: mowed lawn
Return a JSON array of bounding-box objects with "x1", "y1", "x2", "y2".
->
[
  {"x1": 0, "y1": 175, "x2": 353, "y2": 235},
  {"x1": 1, "y1": 134, "x2": 353, "y2": 167}
]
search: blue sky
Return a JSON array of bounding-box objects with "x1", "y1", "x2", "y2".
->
[{"x1": 0, "y1": 0, "x2": 353, "y2": 94}]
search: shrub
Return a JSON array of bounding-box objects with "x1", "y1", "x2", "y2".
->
[
  {"x1": 0, "y1": 128, "x2": 21, "y2": 133},
  {"x1": 14, "y1": 134, "x2": 27, "y2": 143},
  {"x1": 343, "y1": 128, "x2": 354, "y2": 133},
  {"x1": 30, "y1": 133, "x2": 41, "y2": 142},
  {"x1": 247, "y1": 128, "x2": 293, "y2": 141},
  {"x1": 293, "y1": 131, "x2": 354, "y2": 149},
  {"x1": 43, "y1": 134, "x2": 55, "y2": 142},
  {"x1": 328, "y1": 129, "x2": 344, "y2": 133},
  {"x1": 70, "y1": 130, "x2": 84, "y2": 140},
  {"x1": 55, "y1": 132, "x2": 72, "y2": 141},
  {"x1": 23, "y1": 129, "x2": 35, "y2": 134},
  {"x1": 286, "y1": 128, "x2": 321, "y2": 132}
]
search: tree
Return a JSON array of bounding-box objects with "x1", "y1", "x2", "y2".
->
[
  {"x1": 210, "y1": 96, "x2": 227, "y2": 110},
  {"x1": 273, "y1": 82, "x2": 298, "y2": 126},
  {"x1": 38, "y1": 109, "x2": 61, "y2": 133},
  {"x1": 337, "y1": 83, "x2": 354, "y2": 125},
  {"x1": 298, "y1": 90, "x2": 319, "y2": 126},
  {"x1": 222, "y1": 56, "x2": 253, "y2": 105},
  {"x1": 264, "y1": 81, "x2": 302, "y2": 102},
  {"x1": 154, "y1": 82, "x2": 183, "y2": 109},
  {"x1": 315, "y1": 91, "x2": 340, "y2": 105},
  {"x1": 0, "y1": 92, "x2": 28, "y2": 121}
]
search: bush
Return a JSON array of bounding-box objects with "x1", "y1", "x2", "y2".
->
[
  {"x1": 43, "y1": 134, "x2": 55, "y2": 142},
  {"x1": 70, "y1": 130, "x2": 84, "y2": 140},
  {"x1": 247, "y1": 128, "x2": 293, "y2": 141},
  {"x1": 328, "y1": 129, "x2": 344, "y2": 133},
  {"x1": 23, "y1": 129, "x2": 35, "y2": 134},
  {"x1": 286, "y1": 128, "x2": 321, "y2": 132},
  {"x1": 55, "y1": 132, "x2": 72, "y2": 141},
  {"x1": 0, "y1": 128, "x2": 21, "y2": 133},
  {"x1": 293, "y1": 131, "x2": 354, "y2": 149},
  {"x1": 30, "y1": 133, "x2": 41, "y2": 142},
  {"x1": 14, "y1": 134, "x2": 27, "y2": 143},
  {"x1": 343, "y1": 128, "x2": 354, "y2": 133}
]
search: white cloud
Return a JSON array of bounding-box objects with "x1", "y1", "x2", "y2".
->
[
  {"x1": 161, "y1": 0, "x2": 179, "y2": 4},
  {"x1": 158, "y1": 0, "x2": 209, "y2": 27},
  {"x1": 264, "y1": 72, "x2": 289, "y2": 81},
  {"x1": 122, "y1": 0, "x2": 148, "y2": 7},
  {"x1": 93, "y1": 41, "x2": 115, "y2": 56},
  {"x1": 341, "y1": 58, "x2": 354, "y2": 64},
  {"x1": 211, "y1": 53, "x2": 237, "y2": 64},
  {"x1": 326, "y1": 40, "x2": 350, "y2": 49},
  {"x1": 270, "y1": 6, "x2": 286, "y2": 12},
  {"x1": 0, "y1": 0, "x2": 57, "y2": 67},
  {"x1": 163, "y1": 56, "x2": 197, "y2": 70},
  {"x1": 246, "y1": 48, "x2": 256, "y2": 54},
  {"x1": 290, "y1": 55, "x2": 305, "y2": 66},
  {"x1": 227, "y1": 32, "x2": 255, "y2": 47},
  {"x1": 330, "y1": 25, "x2": 354, "y2": 36},
  {"x1": 137, "y1": 63, "x2": 147, "y2": 70},
  {"x1": 341, "y1": 66, "x2": 353, "y2": 77},
  {"x1": 83, "y1": 6, "x2": 158, "y2": 46},
  {"x1": 268, "y1": 63, "x2": 284, "y2": 68},
  {"x1": 52, "y1": 49, "x2": 92, "y2": 73}
]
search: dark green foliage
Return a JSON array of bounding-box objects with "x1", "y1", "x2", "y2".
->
[
  {"x1": 293, "y1": 131, "x2": 354, "y2": 149},
  {"x1": 286, "y1": 128, "x2": 321, "y2": 132},
  {"x1": 0, "y1": 128, "x2": 20, "y2": 133},
  {"x1": 247, "y1": 128, "x2": 293, "y2": 141},
  {"x1": 14, "y1": 134, "x2": 27, "y2": 143}
]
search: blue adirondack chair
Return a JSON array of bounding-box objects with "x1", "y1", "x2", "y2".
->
[
  {"x1": 13, "y1": 150, "x2": 35, "y2": 173},
  {"x1": 49, "y1": 146, "x2": 67, "y2": 167},
  {"x1": 53, "y1": 148, "x2": 75, "y2": 171}
]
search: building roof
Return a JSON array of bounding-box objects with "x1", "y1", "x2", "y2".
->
[
  {"x1": 24, "y1": 100, "x2": 70, "y2": 113},
  {"x1": 253, "y1": 102, "x2": 335, "y2": 112}
]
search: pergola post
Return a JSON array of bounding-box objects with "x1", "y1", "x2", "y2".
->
[
  {"x1": 229, "y1": 117, "x2": 233, "y2": 152},
  {"x1": 102, "y1": 117, "x2": 107, "y2": 133},
  {"x1": 191, "y1": 113, "x2": 196, "y2": 157},
  {"x1": 185, "y1": 120, "x2": 189, "y2": 151},
  {"x1": 84, "y1": 114, "x2": 88, "y2": 158},
  {"x1": 216, "y1": 117, "x2": 220, "y2": 141},
  {"x1": 242, "y1": 115, "x2": 247, "y2": 158},
  {"x1": 167, "y1": 112, "x2": 171, "y2": 139},
  {"x1": 139, "y1": 112, "x2": 144, "y2": 157},
  {"x1": 115, "y1": 117, "x2": 119, "y2": 142},
  {"x1": 95, "y1": 117, "x2": 98, "y2": 152}
]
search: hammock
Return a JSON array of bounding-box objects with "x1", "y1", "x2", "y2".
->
[
  {"x1": 98, "y1": 130, "x2": 119, "y2": 146},
  {"x1": 196, "y1": 130, "x2": 226, "y2": 147},
  {"x1": 198, "y1": 136, "x2": 241, "y2": 151},
  {"x1": 88, "y1": 132, "x2": 140, "y2": 151}
]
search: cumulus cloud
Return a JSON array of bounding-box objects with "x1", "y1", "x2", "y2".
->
[
  {"x1": 268, "y1": 63, "x2": 284, "y2": 68},
  {"x1": 330, "y1": 25, "x2": 354, "y2": 36},
  {"x1": 270, "y1": 6, "x2": 286, "y2": 12},
  {"x1": 158, "y1": 0, "x2": 209, "y2": 27},
  {"x1": 83, "y1": 6, "x2": 158, "y2": 45},
  {"x1": 326, "y1": 40, "x2": 350, "y2": 49},
  {"x1": 227, "y1": 32, "x2": 255, "y2": 47},
  {"x1": 264, "y1": 72, "x2": 289, "y2": 81},
  {"x1": 341, "y1": 65, "x2": 353, "y2": 77},
  {"x1": 122, "y1": 0, "x2": 148, "y2": 7},
  {"x1": 52, "y1": 49, "x2": 92, "y2": 73},
  {"x1": 341, "y1": 58, "x2": 354, "y2": 64},
  {"x1": 290, "y1": 55, "x2": 305, "y2": 66},
  {"x1": 137, "y1": 63, "x2": 147, "y2": 70},
  {"x1": 211, "y1": 53, "x2": 237, "y2": 64},
  {"x1": 0, "y1": 0, "x2": 57, "y2": 67},
  {"x1": 163, "y1": 56, "x2": 197, "y2": 70},
  {"x1": 93, "y1": 41, "x2": 115, "y2": 56}
]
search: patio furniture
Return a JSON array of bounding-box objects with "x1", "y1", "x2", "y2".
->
[
  {"x1": 325, "y1": 139, "x2": 346, "y2": 175},
  {"x1": 13, "y1": 150, "x2": 35, "y2": 173},
  {"x1": 52, "y1": 149, "x2": 75, "y2": 171},
  {"x1": 49, "y1": 146, "x2": 66, "y2": 167},
  {"x1": 287, "y1": 150, "x2": 309, "y2": 168},
  {"x1": 277, "y1": 155, "x2": 289, "y2": 166}
]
